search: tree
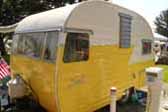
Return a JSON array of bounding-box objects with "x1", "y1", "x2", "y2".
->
[
  {"x1": 0, "y1": 34, "x2": 6, "y2": 55},
  {"x1": 154, "y1": 9, "x2": 168, "y2": 38},
  {"x1": 0, "y1": 0, "x2": 79, "y2": 26}
]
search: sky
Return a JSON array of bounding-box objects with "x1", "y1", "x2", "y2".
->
[{"x1": 113, "y1": 0, "x2": 168, "y2": 31}]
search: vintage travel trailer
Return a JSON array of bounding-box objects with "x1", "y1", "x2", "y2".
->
[
  {"x1": 10, "y1": 0, "x2": 154, "y2": 112},
  {"x1": 153, "y1": 33, "x2": 168, "y2": 64}
]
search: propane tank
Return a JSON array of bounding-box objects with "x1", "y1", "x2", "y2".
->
[{"x1": 8, "y1": 74, "x2": 28, "y2": 99}]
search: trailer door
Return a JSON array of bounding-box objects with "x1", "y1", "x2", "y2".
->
[{"x1": 58, "y1": 32, "x2": 93, "y2": 112}]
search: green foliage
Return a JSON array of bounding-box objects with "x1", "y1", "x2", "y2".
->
[
  {"x1": 0, "y1": 76, "x2": 11, "y2": 85},
  {"x1": 158, "y1": 65, "x2": 168, "y2": 83},
  {"x1": 0, "y1": 34, "x2": 7, "y2": 55},
  {"x1": 154, "y1": 9, "x2": 168, "y2": 38},
  {"x1": 3, "y1": 54, "x2": 10, "y2": 64},
  {"x1": 0, "y1": 0, "x2": 79, "y2": 26}
]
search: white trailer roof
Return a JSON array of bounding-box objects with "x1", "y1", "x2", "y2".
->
[
  {"x1": 15, "y1": 0, "x2": 152, "y2": 36},
  {"x1": 0, "y1": 23, "x2": 18, "y2": 33},
  {"x1": 15, "y1": 3, "x2": 79, "y2": 33}
]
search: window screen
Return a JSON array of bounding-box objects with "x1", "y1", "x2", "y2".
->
[
  {"x1": 12, "y1": 35, "x2": 19, "y2": 54},
  {"x1": 63, "y1": 33, "x2": 89, "y2": 63},
  {"x1": 16, "y1": 35, "x2": 25, "y2": 54},
  {"x1": 119, "y1": 13, "x2": 132, "y2": 48},
  {"x1": 142, "y1": 39, "x2": 152, "y2": 54},
  {"x1": 44, "y1": 32, "x2": 58, "y2": 61},
  {"x1": 24, "y1": 33, "x2": 44, "y2": 58},
  {"x1": 14, "y1": 33, "x2": 45, "y2": 58}
]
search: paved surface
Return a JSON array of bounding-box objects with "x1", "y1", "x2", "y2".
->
[
  {"x1": 160, "y1": 83, "x2": 168, "y2": 112},
  {"x1": 139, "y1": 83, "x2": 168, "y2": 112},
  {"x1": 160, "y1": 96, "x2": 168, "y2": 112}
]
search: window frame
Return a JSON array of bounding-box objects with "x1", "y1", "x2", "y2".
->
[
  {"x1": 119, "y1": 13, "x2": 132, "y2": 48},
  {"x1": 12, "y1": 32, "x2": 49, "y2": 60},
  {"x1": 12, "y1": 33, "x2": 46, "y2": 60},
  {"x1": 63, "y1": 32, "x2": 90, "y2": 63},
  {"x1": 42, "y1": 31, "x2": 59, "y2": 63},
  {"x1": 12, "y1": 34, "x2": 20, "y2": 55},
  {"x1": 142, "y1": 39, "x2": 152, "y2": 55}
]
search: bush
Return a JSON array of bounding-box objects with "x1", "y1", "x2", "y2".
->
[{"x1": 2, "y1": 54, "x2": 10, "y2": 65}]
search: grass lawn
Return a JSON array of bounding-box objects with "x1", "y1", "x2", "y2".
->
[{"x1": 158, "y1": 65, "x2": 168, "y2": 83}]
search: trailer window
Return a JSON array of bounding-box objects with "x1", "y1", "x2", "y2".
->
[
  {"x1": 23, "y1": 33, "x2": 45, "y2": 58},
  {"x1": 119, "y1": 13, "x2": 132, "y2": 48},
  {"x1": 63, "y1": 33, "x2": 89, "y2": 63},
  {"x1": 13, "y1": 35, "x2": 24, "y2": 54},
  {"x1": 13, "y1": 33, "x2": 45, "y2": 58},
  {"x1": 43, "y1": 32, "x2": 58, "y2": 61},
  {"x1": 142, "y1": 39, "x2": 152, "y2": 54},
  {"x1": 12, "y1": 35, "x2": 20, "y2": 54}
]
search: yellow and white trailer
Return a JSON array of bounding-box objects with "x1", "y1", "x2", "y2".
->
[{"x1": 11, "y1": 0, "x2": 154, "y2": 112}]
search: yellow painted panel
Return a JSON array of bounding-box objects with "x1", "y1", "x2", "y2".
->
[
  {"x1": 10, "y1": 55, "x2": 57, "y2": 112},
  {"x1": 129, "y1": 60, "x2": 154, "y2": 88},
  {"x1": 10, "y1": 45, "x2": 154, "y2": 112},
  {"x1": 57, "y1": 45, "x2": 154, "y2": 112}
]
